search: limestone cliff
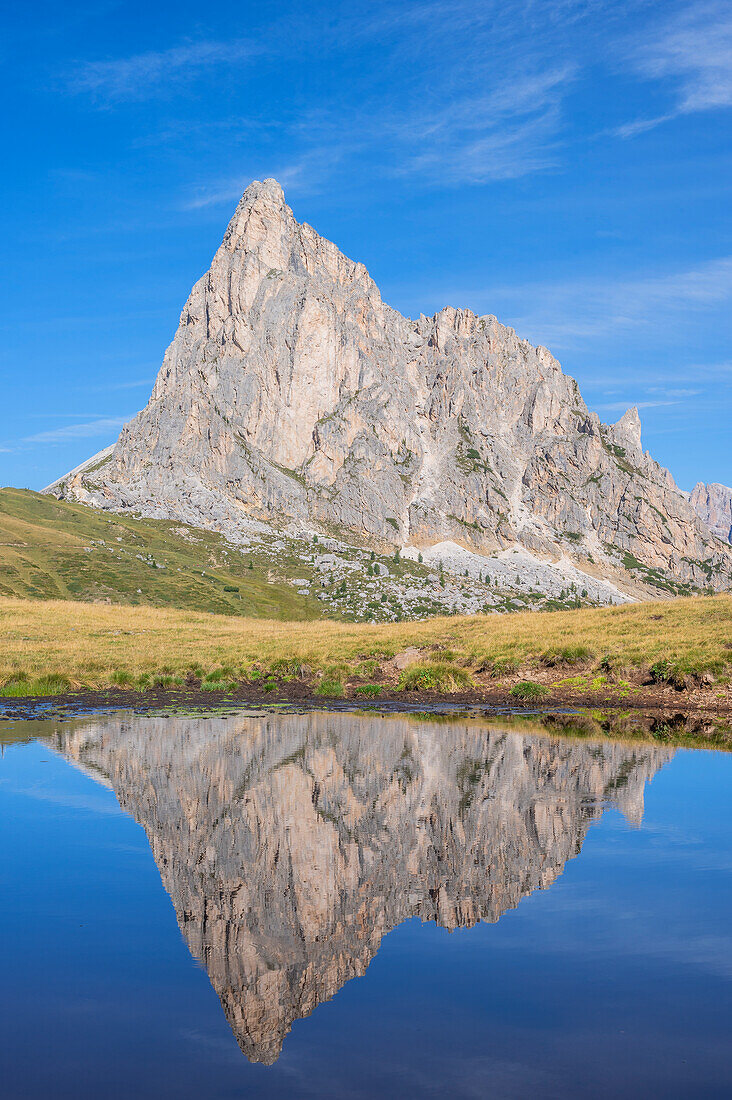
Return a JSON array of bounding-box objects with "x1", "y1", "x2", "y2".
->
[
  {"x1": 690, "y1": 482, "x2": 732, "y2": 544},
  {"x1": 52, "y1": 710, "x2": 672, "y2": 1063},
  {"x1": 48, "y1": 179, "x2": 732, "y2": 594}
]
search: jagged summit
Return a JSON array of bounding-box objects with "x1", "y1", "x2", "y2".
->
[
  {"x1": 48, "y1": 180, "x2": 732, "y2": 599},
  {"x1": 246, "y1": 176, "x2": 285, "y2": 198}
]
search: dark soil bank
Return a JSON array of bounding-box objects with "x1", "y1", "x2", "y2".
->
[{"x1": 2, "y1": 683, "x2": 731, "y2": 752}]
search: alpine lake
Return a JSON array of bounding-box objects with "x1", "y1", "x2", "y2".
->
[{"x1": 2, "y1": 703, "x2": 731, "y2": 1098}]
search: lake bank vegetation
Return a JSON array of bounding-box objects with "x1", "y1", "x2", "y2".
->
[{"x1": 1, "y1": 594, "x2": 730, "y2": 712}]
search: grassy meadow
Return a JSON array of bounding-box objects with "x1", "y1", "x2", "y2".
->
[
  {"x1": 1, "y1": 593, "x2": 730, "y2": 699},
  {"x1": 0, "y1": 487, "x2": 318, "y2": 619}
]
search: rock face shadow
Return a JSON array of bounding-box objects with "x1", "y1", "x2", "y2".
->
[{"x1": 51, "y1": 710, "x2": 673, "y2": 1064}]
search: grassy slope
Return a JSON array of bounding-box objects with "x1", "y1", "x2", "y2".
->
[
  {"x1": 0, "y1": 488, "x2": 318, "y2": 620},
  {"x1": 1, "y1": 593, "x2": 730, "y2": 696}
]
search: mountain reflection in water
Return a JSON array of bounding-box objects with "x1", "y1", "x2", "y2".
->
[{"x1": 49, "y1": 711, "x2": 673, "y2": 1065}]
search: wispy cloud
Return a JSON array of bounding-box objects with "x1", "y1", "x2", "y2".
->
[
  {"x1": 26, "y1": 413, "x2": 131, "y2": 420},
  {"x1": 392, "y1": 67, "x2": 573, "y2": 184},
  {"x1": 182, "y1": 160, "x2": 319, "y2": 210},
  {"x1": 617, "y1": 2, "x2": 732, "y2": 136},
  {"x1": 596, "y1": 399, "x2": 681, "y2": 412},
  {"x1": 613, "y1": 113, "x2": 675, "y2": 139},
  {"x1": 435, "y1": 255, "x2": 732, "y2": 348},
  {"x1": 170, "y1": 5, "x2": 581, "y2": 206},
  {"x1": 269, "y1": 64, "x2": 576, "y2": 194},
  {"x1": 581, "y1": 362, "x2": 732, "y2": 388},
  {"x1": 22, "y1": 416, "x2": 130, "y2": 445},
  {"x1": 70, "y1": 38, "x2": 258, "y2": 101},
  {"x1": 86, "y1": 378, "x2": 154, "y2": 392},
  {"x1": 646, "y1": 386, "x2": 702, "y2": 398}
]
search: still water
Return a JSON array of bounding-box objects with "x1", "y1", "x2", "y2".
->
[{"x1": 1, "y1": 708, "x2": 731, "y2": 1098}]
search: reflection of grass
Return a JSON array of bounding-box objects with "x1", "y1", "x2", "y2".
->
[
  {"x1": 535, "y1": 711, "x2": 732, "y2": 753},
  {"x1": 407, "y1": 709, "x2": 732, "y2": 753},
  {"x1": 1, "y1": 591, "x2": 731, "y2": 699}
]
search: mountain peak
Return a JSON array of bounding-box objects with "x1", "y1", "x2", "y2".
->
[
  {"x1": 219, "y1": 177, "x2": 295, "y2": 268},
  {"x1": 240, "y1": 177, "x2": 286, "y2": 205},
  {"x1": 48, "y1": 185, "x2": 732, "y2": 598}
]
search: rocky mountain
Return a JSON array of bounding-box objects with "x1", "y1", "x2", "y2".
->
[
  {"x1": 47, "y1": 179, "x2": 732, "y2": 601},
  {"x1": 690, "y1": 482, "x2": 732, "y2": 544},
  {"x1": 51, "y1": 710, "x2": 673, "y2": 1064}
]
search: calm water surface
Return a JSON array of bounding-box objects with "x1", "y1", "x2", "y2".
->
[{"x1": 1, "y1": 709, "x2": 731, "y2": 1098}]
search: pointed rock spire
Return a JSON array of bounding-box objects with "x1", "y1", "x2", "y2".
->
[{"x1": 611, "y1": 405, "x2": 642, "y2": 457}]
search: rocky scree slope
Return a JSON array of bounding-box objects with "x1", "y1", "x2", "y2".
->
[{"x1": 48, "y1": 179, "x2": 732, "y2": 600}]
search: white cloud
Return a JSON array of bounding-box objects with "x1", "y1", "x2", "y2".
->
[
  {"x1": 646, "y1": 387, "x2": 702, "y2": 397},
  {"x1": 596, "y1": 400, "x2": 681, "y2": 412},
  {"x1": 613, "y1": 113, "x2": 675, "y2": 138},
  {"x1": 617, "y1": 2, "x2": 732, "y2": 136},
  {"x1": 395, "y1": 69, "x2": 573, "y2": 184},
  {"x1": 70, "y1": 38, "x2": 258, "y2": 101},
  {"x1": 183, "y1": 161, "x2": 315, "y2": 210},
  {"x1": 87, "y1": 378, "x2": 155, "y2": 392},
  {"x1": 581, "y1": 363, "x2": 732, "y2": 388},
  {"x1": 282, "y1": 65, "x2": 575, "y2": 191},
  {"x1": 22, "y1": 416, "x2": 131, "y2": 445},
  {"x1": 434, "y1": 255, "x2": 732, "y2": 348},
  {"x1": 182, "y1": 182, "x2": 256, "y2": 212},
  {"x1": 641, "y1": 2, "x2": 732, "y2": 113}
]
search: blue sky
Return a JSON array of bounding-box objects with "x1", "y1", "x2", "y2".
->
[{"x1": 1, "y1": 0, "x2": 730, "y2": 491}]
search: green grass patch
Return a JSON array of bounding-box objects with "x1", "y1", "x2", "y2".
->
[
  {"x1": 0, "y1": 673, "x2": 71, "y2": 697},
  {"x1": 509, "y1": 680, "x2": 550, "y2": 700},
  {"x1": 0, "y1": 487, "x2": 320, "y2": 620},
  {"x1": 315, "y1": 677, "x2": 345, "y2": 698},
  {"x1": 398, "y1": 662, "x2": 475, "y2": 692},
  {"x1": 268, "y1": 657, "x2": 309, "y2": 681},
  {"x1": 110, "y1": 669, "x2": 135, "y2": 687},
  {"x1": 541, "y1": 645, "x2": 594, "y2": 667}
]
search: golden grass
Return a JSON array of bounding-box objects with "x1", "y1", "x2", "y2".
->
[{"x1": 0, "y1": 594, "x2": 730, "y2": 694}]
